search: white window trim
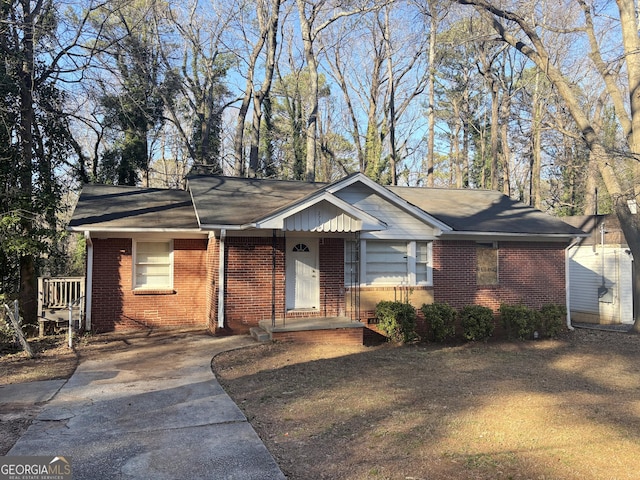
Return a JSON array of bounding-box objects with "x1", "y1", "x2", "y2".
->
[
  {"x1": 132, "y1": 239, "x2": 174, "y2": 290},
  {"x1": 346, "y1": 240, "x2": 432, "y2": 287}
]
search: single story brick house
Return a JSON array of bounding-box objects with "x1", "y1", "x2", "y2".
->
[{"x1": 68, "y1": 173, "x2": 586, "y2": 344}]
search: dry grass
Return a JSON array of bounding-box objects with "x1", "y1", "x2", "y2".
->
[
  {"x1": 0, "y1": 335, "x2": 79, "y2": 384},
  {"x1": 213, "y1": 329, "x2": 640, "y2": 480}
]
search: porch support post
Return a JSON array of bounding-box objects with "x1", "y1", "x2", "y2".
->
[
  {"x1": 272, "y1": 229, "x2": 276, "y2": 328},
  {"x1": 84, "y1": 231, "x2": 93, "y2": 331},
  {"x1": 217, "y1": 229, "x2": 226, "y2": 329}
]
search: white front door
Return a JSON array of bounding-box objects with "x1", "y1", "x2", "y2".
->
[{"x1": 286, "y1": 238, "x2": 319, "y2": 310}]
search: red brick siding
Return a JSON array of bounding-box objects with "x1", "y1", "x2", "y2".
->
[
  {"x1": 319, "y1": 238, "x2": 346, "y2": 317},
  {"x1": 224, "y1": 237, "x2": 286, "y2": 333},
  {"x1": 223, "y1": 237, "x2": 345, "y2": 333},
  {"x1": 90, "y1": 238, "x2": 208, "y2": 332},
  {"x1": 433, "y1": 240, "x2": 566, "y2": 311}
]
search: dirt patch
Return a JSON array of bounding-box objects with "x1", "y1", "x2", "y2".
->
[{"x1": 213, "y1": 329, "x2": 640, "y2": 480}]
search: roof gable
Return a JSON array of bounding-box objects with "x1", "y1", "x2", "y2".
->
[{"x1": 256, "y1": 192, "x2": 387, "y2": 232}]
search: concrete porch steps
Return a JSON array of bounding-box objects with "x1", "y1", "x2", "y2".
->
[{"x1": 250, "y1": 327, "x2": 271, "y2": 343}]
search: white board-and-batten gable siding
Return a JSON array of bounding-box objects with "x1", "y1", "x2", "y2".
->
[
  {"x1": 284, "y1": 201, "x2": 362, "y2": 232},
  {"x1": 334, "y1": 184, "x2": 440, "y2": 240}
]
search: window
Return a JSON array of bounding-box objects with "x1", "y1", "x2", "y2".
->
[
  {"x1": 292, "y1": 243, "x2": 310, "y2": 252},
  {"x1": 477, "y1": 242, "x2": 498, "y2": 285},
  {"x1": 415, "y1": 242, "x2": 432, "y2": 285},
  {"x1": 133, "y1": 240, "x2": 173, "y2": 289},
  {"x1": 344, "y1": 240, "x2": 359, "y2": 286},
  {"x1": 366, "y1": 241, "x2": 408, "y2": 285},
  {"x1": 345, "y1": 240, "x2": 432, "y2": 286}
]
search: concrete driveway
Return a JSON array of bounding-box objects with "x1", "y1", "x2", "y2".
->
[{"x1": 7, "y1": 331, "x2": 286, "y2": 480}]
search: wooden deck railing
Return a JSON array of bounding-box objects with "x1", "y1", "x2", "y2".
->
[{"x1": 37, "y1": 276, "x2": 85, "y2": 335}]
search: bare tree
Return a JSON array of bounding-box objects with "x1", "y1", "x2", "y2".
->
[
  {"x1": 295, "y1": 0, "x2": 382, "y2": 182},
  {"x1": 158, "y1": 0, "x2": 235, "y2": 176},
  {"x1": 456, "y1": 0, "x2": 640, "y2": 329},
  {"x1": 231, "y1": 0, "x2": 281, "y2": 177}
]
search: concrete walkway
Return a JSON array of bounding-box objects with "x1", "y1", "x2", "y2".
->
[{"x1": 7, "y1": 332, "x2": 286, "y2": 480}]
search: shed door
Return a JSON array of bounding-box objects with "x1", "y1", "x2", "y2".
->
[{"x1": 286, "y1": 238, "x2": 319, "y2": 310}]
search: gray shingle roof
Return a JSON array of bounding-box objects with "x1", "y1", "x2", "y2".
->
[
  {"x1": 68, "y1": 175, "x2": 585, "y2": 238},
  {"x1": 388, "y1": 186, "x2": 584, "y2": 235},
  {"x1": 68, "y1": 184, "x2": 199, "y2": 230},
  {"x1": 187, "y1": 175, "x2": 325, "y2": 226}
]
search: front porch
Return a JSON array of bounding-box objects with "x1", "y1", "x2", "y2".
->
[{"x1": 252, "y1": 316, "x2": 365, "y2": 345}]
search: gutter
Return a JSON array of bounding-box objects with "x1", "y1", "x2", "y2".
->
[
  {"x1": 565, "y1": 237, "x2": 581, "y2": 331},
  {"x1": 68, "y1": 227, "x2": 204, "y2": 234},
  {"x1": 443, "y1": 231, "x2": 589, "y2": 241},
  {"x1": 84, "y1": 231, "x2": 93, "y2": 331}
]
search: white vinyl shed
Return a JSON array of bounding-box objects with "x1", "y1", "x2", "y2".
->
[{"x1": 566, "y1": 215, "x2": 634, "y2": 325}]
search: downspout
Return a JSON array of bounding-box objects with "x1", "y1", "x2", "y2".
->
[
  {"x1": 272, "y1": 229, "x2": 276, "y2": 328},
  {"x1": 565, "y1": 237, "x2": 581, "y2": 331},
  {"x1": 84, "y1": 231, "x2": 93, "y2": 331},
  {"x1": 217, "y1": 229, "x2": 226, "y2": 329}
]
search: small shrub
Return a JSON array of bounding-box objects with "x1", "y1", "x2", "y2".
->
[
  {"x1": 539, "y1": 304, "x2": 566, "y2": 338},
  {"x1": 421, "y1": 302, "x2": 457, "y2": 342},
  {"x1": 459, "y1": 305, "x2": 494, "y2": 341},
  {"x1": 500, "y1": 303, "x2": 540, "y2": 341},
  {"x1": 375, "y1": 301, "x2": 417, "y2": 343},
  {"x1": 0, "y1": 319, "x2": 16, "y2": 344}
]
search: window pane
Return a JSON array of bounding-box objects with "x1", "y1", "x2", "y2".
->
[
  {"x1": 345, "y1": 241, "x2": 358, "y2": 286},
  {"x1": 366, "y1": 242, "x2": 407, "y2": 285},
  {"x1": 137, "y1": 242, "x2": 171, "y2": 263},
  {"x1": 416, "y1": 242, "x2": 431, "y2": 284},
  {"x1": 416, "y1": 242, "x2": 430, "y2": 262},
  {"x1": 135, "y1": 241, "x2": 172, "y2": 288}
]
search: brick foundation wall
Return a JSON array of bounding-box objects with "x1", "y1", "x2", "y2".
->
[
  {"x1": 90, "y1": 238, "x2": 208, "y2": 332},
  {"x1": 433, "y1": 240, "x2": 566, "y2": 311},
  {"x1": 271, "y1": 327, "x2": 363, "y2": 345}
]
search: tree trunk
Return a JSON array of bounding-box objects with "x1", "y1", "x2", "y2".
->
[
  {"x1": 530, "y1": 69, "x2": 542, "y2": 208},
  {"x1": 490, "y1": 79, "x2": 499, "y2": 190},
  {"x1": 248, "y1": 94, "x2": 263, "y2": 177},
  {"x1": 384, "y1": 6, "x2": 397, "y2": 186},
  {"x1": 248, "y1": 0, "x2": 281, "y2": 178},
  {"x1": 500, "y1": 92, "x2": 511, "y2": 196},
  {"x1": 18, "y1": 0, "x2": 37, "y2": 324},
  {"x1": 296, "y1": 0, "x2": 319, "y2": 182},
  {"x1": 426, "y1": 3, "x2": 437, "y2": 187}
]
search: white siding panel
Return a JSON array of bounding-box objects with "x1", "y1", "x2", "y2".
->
[
  {"x1": 569, "y1": 248, "x2": 603, "y2": 314},
  {"x1": 336, "y1": 184, "x2": 438, "y2": 239},
  {"x1": 620, "y1": 250, "x2": 634, "y2": 324},
  {"x1": 284, "y1": 201, "x2": 362, "y2": 232},
  {"x1": 569, "y1": 246, "x2": 633, "y2": 324}
]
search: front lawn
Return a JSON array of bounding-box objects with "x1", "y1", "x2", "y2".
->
[{"x1": 213, "y1": 329, "x2": 640, "y2": 480}]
